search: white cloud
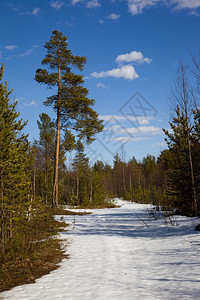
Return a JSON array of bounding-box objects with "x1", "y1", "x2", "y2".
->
[
  {"x1": 24, "y1": 99, "x2": 36, "y2": 107},
  {"x1": 72, "y1": 0, "x2": 84, "y2": 4},
  {"x1": 98, "y1": 19, "x2": 104, "y2": 24},
  {"x1": 49, "y1": 0, "x2": 64, "y2": 10},
  {"x1": 91, "y1": 65, "x2": 139, "y2": 80},
  {"x1": 174, "y1": 0, "x2": 200, "y2": 10},
  {"x1": 128, "y1": 0, "x2": 159, "y2": 15},
  {"x1": 20, "y1": 7, "x2": 41, "y2": 16},
  {"x1": 111, "y1": 136, "x2": 149, "y2": 143},
  {"x1": 107, "y1": 13, "x2": 120, "y2": 20},
  {"x1": 116, "y1": 51, "x2": 152, "y2": 65},
  {"x1": 96, "y1": 82, "x2": 106, "y2": 88},
  {"x1": 32, "y1": 7, "x2": 40, "y2": 15},
  {"x1": 6, "y1": 45, "x2": 38, "y2": 60},
  {"x1": 151, "y1": 142, "x2": 166, "y2": 148},
  {"x1": 100, "y1": 115, "x2": 153, "y2": 124},
  {"x1": 118, "y1": 126, "x2": 163, "y2": 135},
  {"x1": 5, "y1": 45, "x2": 18, "y2": 51},
  {"x1": 19, "y1": 49, "x2": 33, "y2": 57},
  {"x1": 19, "y1": 45, "x2": 38, "y2": 58},
  {"x1": 87, "y1": 0, "x2": 101, "y2": 8},
  {"x1": 127, "y1": 0, "x2": 200, "y2": 15}
]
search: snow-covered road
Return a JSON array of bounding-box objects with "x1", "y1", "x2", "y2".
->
[{"x1": 1, "y1": 200, "x2": 200, "y2": 300}]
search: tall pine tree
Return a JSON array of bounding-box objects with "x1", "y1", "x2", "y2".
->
[{"x1": 35, "y1": 30, "x2": 103, "y2": 207}]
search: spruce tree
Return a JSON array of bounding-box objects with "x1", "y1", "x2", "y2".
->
[
  {"x1": 163, "y1": 106, "x2": 195, "y2": 215},
  {"x1": 72, "y1": 140, "x2": 90, "y2": 205},
  {"x1": 0, "y1": 64, "x2": 30, "y2": 252},
  {"x1": 37, "y1": 113, "x2": 55, "y2": 203},
  {"x1": 35, "y1": 30, "x2": 103, "y2": 207}
]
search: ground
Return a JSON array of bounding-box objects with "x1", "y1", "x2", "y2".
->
[{"x1": 1, "y1": 200, "x2": 200, "y2": 300}]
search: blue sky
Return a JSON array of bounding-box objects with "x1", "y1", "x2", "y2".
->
[{"x1": 1, "y1": 0, "x2": 200, "y2": 164}]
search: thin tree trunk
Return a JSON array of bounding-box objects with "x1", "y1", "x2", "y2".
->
[
  {"x1": 90, "y1": 177, "x2": 93, "y2": 203},
  {"x1": 186, "y1": 126, "x2": 197, "y2": 214},
  {"x1": 52, "y1": 64, "x2": 61, "y2": 208},
  {"x1": 1, "y1": 180, "x2": 5, "y2": 253},
  {"x1": 180, "y1": 63, "x2": 198, "y2": 215},
  {"x1": 1, "y1": 213, "x2": 4, "y2": 254},
  {"x1": 33, "y1": 160, "x2": 36, "y2": 202},
  {"x1": 45, "y1": 152, "x2": 48, "y2": 204},
  {"x1": 76, "y1": 175, "x2": 79, "y2": 201},
  {"x1": 9, "y1": 212, "x2": 13, "y2": 240}
]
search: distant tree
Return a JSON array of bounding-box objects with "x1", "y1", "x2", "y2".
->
[
  {"x1": 142, "y1": 154, "x2": 156, "y2": 186},
  {"x1": 72, "y1": 140, "x2": 90, "y2": 205},
  {"x1": 37, "y1": 113, "x2": 55, "y2": 203},
  {"x1": 35, "y1": 30, "x2": 103, "y2": 207}
]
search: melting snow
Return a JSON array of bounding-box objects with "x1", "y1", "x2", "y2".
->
[{"x1": 1, "y1": 199, "x2": 200, "y2": 300}]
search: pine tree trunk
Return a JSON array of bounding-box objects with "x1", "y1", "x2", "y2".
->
[
  {"x1": 180, "y1": 62, "x2": 198, "y2": 215},
  {"x1": 52, "y1": 64, "x2": 61, "y2": 208},
  {"x1": 90, "y1": 178, "x2": 93, "y2": 203},
  {"x1": 33, "y1": 160, "x2": 36, "y2": 201},
  {"x1": 186, "y1": 126, "x2": 198, "y2": 214},
  {"x1": 1, "y1": 180, "x2": 5, "y2": 253},
  {"x1": 52, "y1": 107, "x2": 61, "y2": 208},
  {"x1": 76, "y1": 175, "x2": 79, "y2": 201},
  {"x1": 45, "y1": 152, "x2": 48, "y2": 204}
]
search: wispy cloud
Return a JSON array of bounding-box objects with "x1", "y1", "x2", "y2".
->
[
  {"x1": 174, "y1": 0, "x2": 200, "y2": 10},
  {"x1": 91, "y1": 65, "x2": 139, "y2": 80},
  {"x1": 87, "y1": 0, "x2": 101, "y2": 8},
  {"x1": 118, "y1": 126, "x2": 163, "y2": 135},
  {"x1": 127, "y1": 0, "x2": 200, "y2": 15},
  {"x1": 20, "y1": 7, "x2": 41, "y2": 16},
  {"x1": 32, "y1": 7, "x2": 40, "y2": 16},
  {"x1": 72, "y1": 0, "x2": 84, "y2": 5},
  {"x1": 116, "y1": 51, "x2": 152, "y2": 65},
  {"x1": 19, "y1": 45, "x2": 38, "y2": 58},
  {"x1": 151, "y1": 142, "x2": 166, "y2": 148},
  {"x1": 24, "y1": 99, "x2": 36, "y2": 107},
  {"x1": 49, "y1": 0, "x2": 64, "y2": 10},
  {"x1": 5, "y1": 45, "x2": 18, "y2": 51},
  {"x1": 100, "y1": 115, "x2": 153, "y2": 125},
  {"x1": 107, "y1": 13, "x2": 120, "y2": 20},
  {"x1": 96, "y1": 82, "x2": 106, "y2": 88},
  {"x1": 110, "y1": 136, "x2": 149, "y2": 143},
  {"x1": 128, "y1": 0, "x2": 159, "y2": 15},
  {"x1": 6, "y1": 45, "x2": 39, "y2": 60}
]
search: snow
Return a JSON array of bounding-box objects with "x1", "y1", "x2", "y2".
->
[{"x1": 1, "y1": 199, "x2": 200, "y2": 300}]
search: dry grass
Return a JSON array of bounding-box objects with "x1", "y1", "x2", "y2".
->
[
  {"x1": 0, "y1": 238, "x2": 67, "y2": 293},
  {"x1": 71, "y1": 200, "x2": 120, "y2": 209},
  {"x1": 0, "y1": 204, "x2": 93, "y2": 293}
]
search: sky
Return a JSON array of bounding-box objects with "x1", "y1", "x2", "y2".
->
[{"x1": 1, "y1": 0, "x2": 200, "y2": 165}]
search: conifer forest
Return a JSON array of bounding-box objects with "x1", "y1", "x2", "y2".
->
[{"x1": 1, "y1": 30, "x2": 200, "y2": 292}]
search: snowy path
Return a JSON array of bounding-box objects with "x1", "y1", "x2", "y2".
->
[{"x1": 1, "y1": 200, "x2": 200, "y2": 300}]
